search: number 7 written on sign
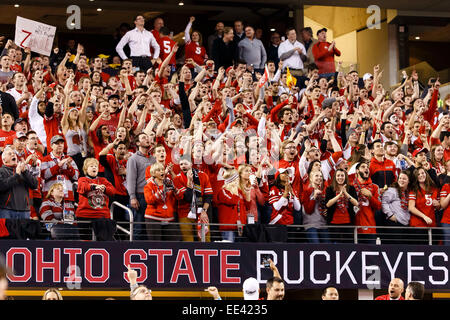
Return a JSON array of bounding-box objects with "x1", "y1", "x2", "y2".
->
[{"x1": 20, "y1": 29, "x2": 32, "y2": 48}]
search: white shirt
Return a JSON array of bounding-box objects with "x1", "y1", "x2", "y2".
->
[
  {"x1": 277, "y1": 40, "x2": 306, "y2": 70},
  {"x1": 29, "y1": 96, "x2": 47, "y2": 148},
  {"x1": 116, "y1": 27, "x2": 160, "y2": 60}
]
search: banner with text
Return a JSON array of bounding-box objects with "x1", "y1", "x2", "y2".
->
[
  {"x1": 15, "y1": 16, "x2": 56, "y2": 56},
  {"x1": 1, "y1": 241, "x2": 449, "y2": 290}
]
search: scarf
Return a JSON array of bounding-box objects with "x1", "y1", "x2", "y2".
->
[{"x1": 190, "y1": 168, "x2": 203, "y2": 214}]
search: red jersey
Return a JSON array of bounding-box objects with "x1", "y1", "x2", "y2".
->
[
  {"x1": 268, "y1": 186, "x2": 297, "y2": 225},
  {"x1": 159, "y1": 36, "x2": 177, "y2": 65},
  {"x1": 440, "y1": 184, "x2": 450, "y2": 225},
  {"x1": 185, "y1": 41, "x2": 207, "y2": 66},
  {"x1": 409, "y1": 187, "x2": 438, "y2": 227}
]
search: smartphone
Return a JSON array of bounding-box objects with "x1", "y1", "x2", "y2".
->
[
  {"x1": 261, "y1": 254, "x2": 272, "y2": 268},
  {"x1": 281, "y1": 36, "x2": 285, "y2": 41}
]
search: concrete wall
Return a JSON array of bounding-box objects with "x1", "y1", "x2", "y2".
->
[{"x1": 356, "y1": 21, "x2": 390, "y2": 88}]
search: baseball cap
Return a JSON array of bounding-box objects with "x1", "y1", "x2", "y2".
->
[
  {"x1": 363, "y1": 73, "x2": 373, "y2": 81},
  {"x1": 412, "y1": 147, "x2": 428, "y2": 158},
  {"x1": 14, "y1": 118, "x2": 27, "y2": 126},
  {"x1": 322, "y1": 97, "x2": 336, "y2": 109},
  {"x1": 275, "y1": 167, "x2": 294, "y2": 179},
  {"x1": 316, "y1": 28, "x2": 327, "y2": 36},
  {"x1": 242, "y1": 277, "x2": 259, "y2": 300},
  {"x1": 108, "y1": 94, "x2": 120, "y2": 101},
  {"x1": 50, "y1": 135, "x2": 65, "y2": 145}
]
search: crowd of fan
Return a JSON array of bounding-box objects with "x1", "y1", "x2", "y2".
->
[{"x1": 0, "y1": 14, "x2": 449, "y2": 244}]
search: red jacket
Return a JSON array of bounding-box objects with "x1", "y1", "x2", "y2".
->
[
  {"x1": 312, "y1": 41, "x2": 341, "y2": 74},
  {"x1": 351, "y1": 177, "x2": 381, "y2": 234},
  {"x1": 144, "y1": 178, "x2": 176, "y2": 221},
  {"x1": 216, "y1": 188, "x2": 251, "y2": 231},
  {"x1": 76, "y1": 176, "x2": 115, "y2": 219}
]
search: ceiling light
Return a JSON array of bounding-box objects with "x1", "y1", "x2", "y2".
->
[
  {"x1": 178, "y1": 1, "x2": 184, "y2": 5},
  {"x1": 14, "y1": 4, "x2": 20, "y2": 7},
  {"x1": 270, "y1": 28, "x2": 276, "y2": 32},
  {"x1": 97, "y1": 8, "x2": 102, "y2": 11},
  {"x1": 70, "y1": 22, "x2": 76, "y2": 26},
  {"x1": 415, "y1": 36, "x2": 420, "y2": 40}
]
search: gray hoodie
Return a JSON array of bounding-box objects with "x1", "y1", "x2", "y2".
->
[{"x1": 381, "y1": 187, "x2": 410, "y2": 226}]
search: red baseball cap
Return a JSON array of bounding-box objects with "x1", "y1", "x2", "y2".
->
[{"x1": 412, "y1": 147, "x2": 428, "y2": 158}]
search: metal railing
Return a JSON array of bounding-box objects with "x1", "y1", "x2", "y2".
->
[
  {"x1": 109, "y1": 201, "x2": 134, "y2": 241},
  {"x1": 24, "y1": 220, "x2": 450, "y2": 245}
]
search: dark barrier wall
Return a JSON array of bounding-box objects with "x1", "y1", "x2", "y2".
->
[{"x1": 1, "y1": 241, "x2": 449, "y2": 290}]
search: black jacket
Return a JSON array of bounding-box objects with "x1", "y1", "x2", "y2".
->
[
  {"x1": 0, "y1": 91, "x2": 19, "y2": 120},
  {"x1": 211, "y1": 38, "x2": 237, "y2": 71},
  {"x1": 0, "y1": 165, "x2": 38, "y2": 211},
  {"x1": 324, "y1": 185, "x2": 358, "y2": 225}
]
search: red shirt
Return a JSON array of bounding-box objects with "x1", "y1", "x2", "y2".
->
[
  {"x1": 159, "y1": 36, "x2": 177, "y2": 65},
  {"x1": 268, "y1": 186, "x2": 296, "y2": 225},
  {"x1": 440, "y1": 184, "x2": 450, "y2": 225},
  {"x1": 0, "y1": 129, "x2": 16, "y2": 148},
  {"x1": 185, "y1": 41, "x2": 207, "y2": 66},
  {"x1": 409, "y1": 187, "x2": 438, "y2": 227},
  {"x1": 375, "y1": 294, "x2": 405, "y2": 300},
  {"x1": 104, "y1": 154, "x2": 128, "y2": 196},
  {"x1": 312, "y1": 41, "x2": 341, "y2": 74},
  {"x1": 352, "y1": 178, "x2": 381, "y2": 234},
  {"x1": 216, "y1": 188, "x2": 251, "y2": 230}
]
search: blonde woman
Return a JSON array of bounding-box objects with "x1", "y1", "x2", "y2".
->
[
  {"x1": 216, "y1": 169, "x2": 251, "y2": 242},
  {"x1": 238, "y1": 164, "x2": 266, "y2": 223},
  {"x1": 39, "y1": 182, "x2": 78, "y2": 240},
  {"x1": 76, "y1": 158, "x2": 116, "y2": 239},
  {"x1": 144, "y1": 162, "x2": 178, "y2": 241},
  {"x1": 42, "y1": 288, "x2": 63, "y2": 300}
]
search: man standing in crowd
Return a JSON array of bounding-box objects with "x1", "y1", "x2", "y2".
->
[
  {"x1": 126, "y1": 132, "x2": 153, "y2": 240},
  {"x1": 375, "y1": 278, "x2": 405, "y2": 300},
  {"x1": 405, "y1": 282, "x2": 425, "y2": 300},
  {"x1": 41, "y1": 135, "x2": 79, "y2": 203},
  {"x1": 238, "y1": 25, "x2": 267, "y2": 74},
  {"x1": 300, "y1": 27, "x2": 318, "y2": 72},
  {"x1": 233, "y1": 20, "x2": 245, "y2": 44},
  {"x1": 312, "y1": 28, "x2": 341, "y2": 77},
  {"x1": 321, "y1": 287, "x2": 339, "y2": 300},
  {"x1": 207, "y1": 21, "x2": 224, "y2": 57},
  {"x1": 267, "y1": 32, "x2": 281, "y2": 68},
  {"x1": 211, "y1": 27, "x2": 236, "y2": 71},
  {"x1": 0, "y1": 146, "x2": 38, "y2": 219},
  {"x1": 352, "y1": 161, "x2": 381, "y2": 242},
  {"x1": 278, "y1": 27, "x2": 307, "y2": 78},
  {"x1": 266, "y1": 277, "x2": 285, "y2": 300},
  {"x1": 116, "y1": 14, "x2": 161, "y2": 73}
]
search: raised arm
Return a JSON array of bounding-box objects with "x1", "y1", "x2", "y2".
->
[{"x1": 157, "y1": 44, "x2": 178, "y2": 78}]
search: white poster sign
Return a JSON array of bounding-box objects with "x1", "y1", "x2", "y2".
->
[{"x1": 15, "y1": 16, "x2": 56, "y2": 56}]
